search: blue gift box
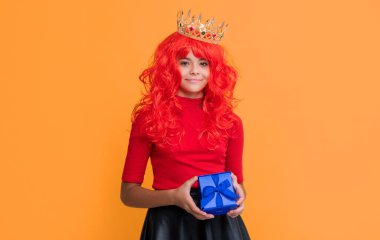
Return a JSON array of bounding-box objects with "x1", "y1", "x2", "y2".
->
[{"x1": 198, "y1": 171, "x2": 238, "y2": 215}]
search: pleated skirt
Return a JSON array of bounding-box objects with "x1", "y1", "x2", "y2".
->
[{"x1": 140, "y1": 188, "x2": 251, "y2": 240}]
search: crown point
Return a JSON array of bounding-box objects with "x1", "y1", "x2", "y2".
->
[
  {"x1": 223, "y1": 24, "x2": 229, "y2": 33},
  {"x1": 191, "y1": 15, "x2": 196, "y2": 23}
]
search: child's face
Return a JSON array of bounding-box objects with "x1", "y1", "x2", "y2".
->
[{"x1": 176, "y1": 50, "x2": 210, "y2": 98}]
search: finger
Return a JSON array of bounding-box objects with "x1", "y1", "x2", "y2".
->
[
  {"x1": 191, "y1": 208, "x2": 214, "y2": 220},
  {"x1": 187, "y1": 199, "x2": 214, "y2": 219},
  {"x1": 230, "y1": 174, "x2": 240, "y2": 195},
  {"x1": 189, "y1": 204, "x2": 214, "y2": 219},
  {"x1": 230, "y1": 174, "x2": 240, "y2": 193},
  {"x1": 186, "y1": 176, "x2": 198, "y2": 186},
  {"x1": 231, "y1": 203, "x2": 244, "y2": 214},
  {"x1": 227, "y1": 213, "x2": 238, "y2": 218},
  {"x1": 236, "y1": 196, "x2": 244, "y2": 206},
  {"x1": 227, "y1": 212, "x2": 237, "y2": 218},
  {"x1": 227, "y1": 204, "x2": 244, "y2": 217},
  {"x1": 186, "y1": 194, "x2": 212, "y2": 216},
  {"x1": 235, "y1": 184, "x2": 245, "y2": 198},
  {"x1": 230, "y1": 172, "x2": 237, "y2": 183},
  {"x1": 235, "y1": 186, "x2": 245, "y2": 203},
  {"x1": 184, "y1": 206, "x2": 206, "y2": 220},
  {"x1": 193, "y1": 211, "x2": 214, "y2": 220}
]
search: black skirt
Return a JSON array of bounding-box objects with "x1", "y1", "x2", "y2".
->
[{"x1": 140, "y1": 188, "x2": 251, "y2": 240}]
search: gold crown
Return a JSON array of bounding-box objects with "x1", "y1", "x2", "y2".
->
[{"x1": 177, "y1": 10, "x2": 228, "y2": 44}]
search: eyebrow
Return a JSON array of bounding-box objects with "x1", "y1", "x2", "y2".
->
[{"x1": 179, "y1": 58, "x2": 208, "y2": 61}]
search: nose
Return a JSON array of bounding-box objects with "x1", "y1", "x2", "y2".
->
[{"x1": 190, "y1": 63, "x2": 200, "y2": 75}]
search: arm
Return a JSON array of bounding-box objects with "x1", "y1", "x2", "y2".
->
[
  {"x1": 225, "y1": 116, "x2": 244, "y2": 183},
  {"x1": 225, "y1": 116, "x2": 246, "y2": 218},
  {"x1": 120, "y1": 177, "x2": 215, "y2": 220},
  {"x1": 120, "y1": 182, "x2": 175, "y2": 208}
]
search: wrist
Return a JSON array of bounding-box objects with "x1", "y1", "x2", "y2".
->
[{"x1": 166, "y1": 189, "x2": 177, "y2": 206}]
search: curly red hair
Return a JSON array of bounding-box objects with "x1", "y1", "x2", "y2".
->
[{"x1": 132, "y1": 32, "x2": 239, "y2": 150}]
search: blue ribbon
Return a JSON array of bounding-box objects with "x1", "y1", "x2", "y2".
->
[{"x1": 201, "y1": 174, "x2": 238, "y2": 208}]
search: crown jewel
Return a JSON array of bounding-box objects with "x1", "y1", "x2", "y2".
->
[{"x1": 177, "y1": 10, "x2": 228, "y2": 44}]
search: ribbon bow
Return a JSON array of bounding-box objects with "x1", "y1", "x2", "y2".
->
[{"x1": 201, "y1": 174, "x2": 238, "y2": 208}]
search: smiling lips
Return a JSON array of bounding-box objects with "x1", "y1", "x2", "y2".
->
[{"x1": 186, "y1": 79, "x2": 202, "y2": 82}]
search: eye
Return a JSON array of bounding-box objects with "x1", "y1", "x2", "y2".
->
[
  {"x1": 200, "y1": 61, "x2": 209, "y2": 67},
  {"x1": 179, "y1": 61, "x2": 189, "y2": 66}
]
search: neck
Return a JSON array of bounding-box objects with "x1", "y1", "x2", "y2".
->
[{"x1": 176, "y1": 93, "x2": 204, "y2": 99}]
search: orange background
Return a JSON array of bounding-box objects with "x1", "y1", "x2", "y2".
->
[{"x1": 1, "y1": 0, "x2": 380, "y2": 239}]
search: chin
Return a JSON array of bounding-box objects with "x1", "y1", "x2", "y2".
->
[{"x1": 187, "y1": 89, "x2": 204, "y2": 94}]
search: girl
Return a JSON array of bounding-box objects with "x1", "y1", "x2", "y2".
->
[{"x1": 120, "y1": 11, "x2": 251, "y2": 240}]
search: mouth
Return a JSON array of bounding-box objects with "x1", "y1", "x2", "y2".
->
[{"x1": 186, "y1": 79, "x2": 202, "y2": 82}]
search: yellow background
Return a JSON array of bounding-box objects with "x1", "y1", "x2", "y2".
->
[{"x1": 1, "y1": 0, "x2": 380, "y2": 239}]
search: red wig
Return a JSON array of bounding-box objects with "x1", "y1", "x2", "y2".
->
[{"x1": 132, "y1": 32, "x2": 239, "y2": 150}]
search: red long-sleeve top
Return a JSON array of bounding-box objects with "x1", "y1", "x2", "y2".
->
[{"x1": 121, "y1": 95, "x2": 244, "y2": 190}]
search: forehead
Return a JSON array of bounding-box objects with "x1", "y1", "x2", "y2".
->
[
  {"x1": 178, "y1": 51, "x2": 207, "y2": 62},
  {"x1": 176, "y1": 46, "x2": 208, "y2": 60},
  {"x1": 182, "y1": 51, "x2": 204, "y2": 60}
]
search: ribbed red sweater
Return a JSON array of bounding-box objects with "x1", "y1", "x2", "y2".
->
[{"x1": 121, "y1": 95, "x2": 244, "y2": 190}]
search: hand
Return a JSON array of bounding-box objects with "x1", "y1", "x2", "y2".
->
[
  {"x1": 172, "y1": 176, "x2": 215, "y2": 220},
  {"x1": 227, "y1": 172, "x2": 245, "y2": 218}
]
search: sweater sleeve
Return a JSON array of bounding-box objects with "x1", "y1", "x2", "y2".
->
[
  {"x1": 225, "y1": 115, "x2": 244, "y2": 183},
  {"x1": 121, "y1": 113, "x2": 152, "y2": 183}
]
